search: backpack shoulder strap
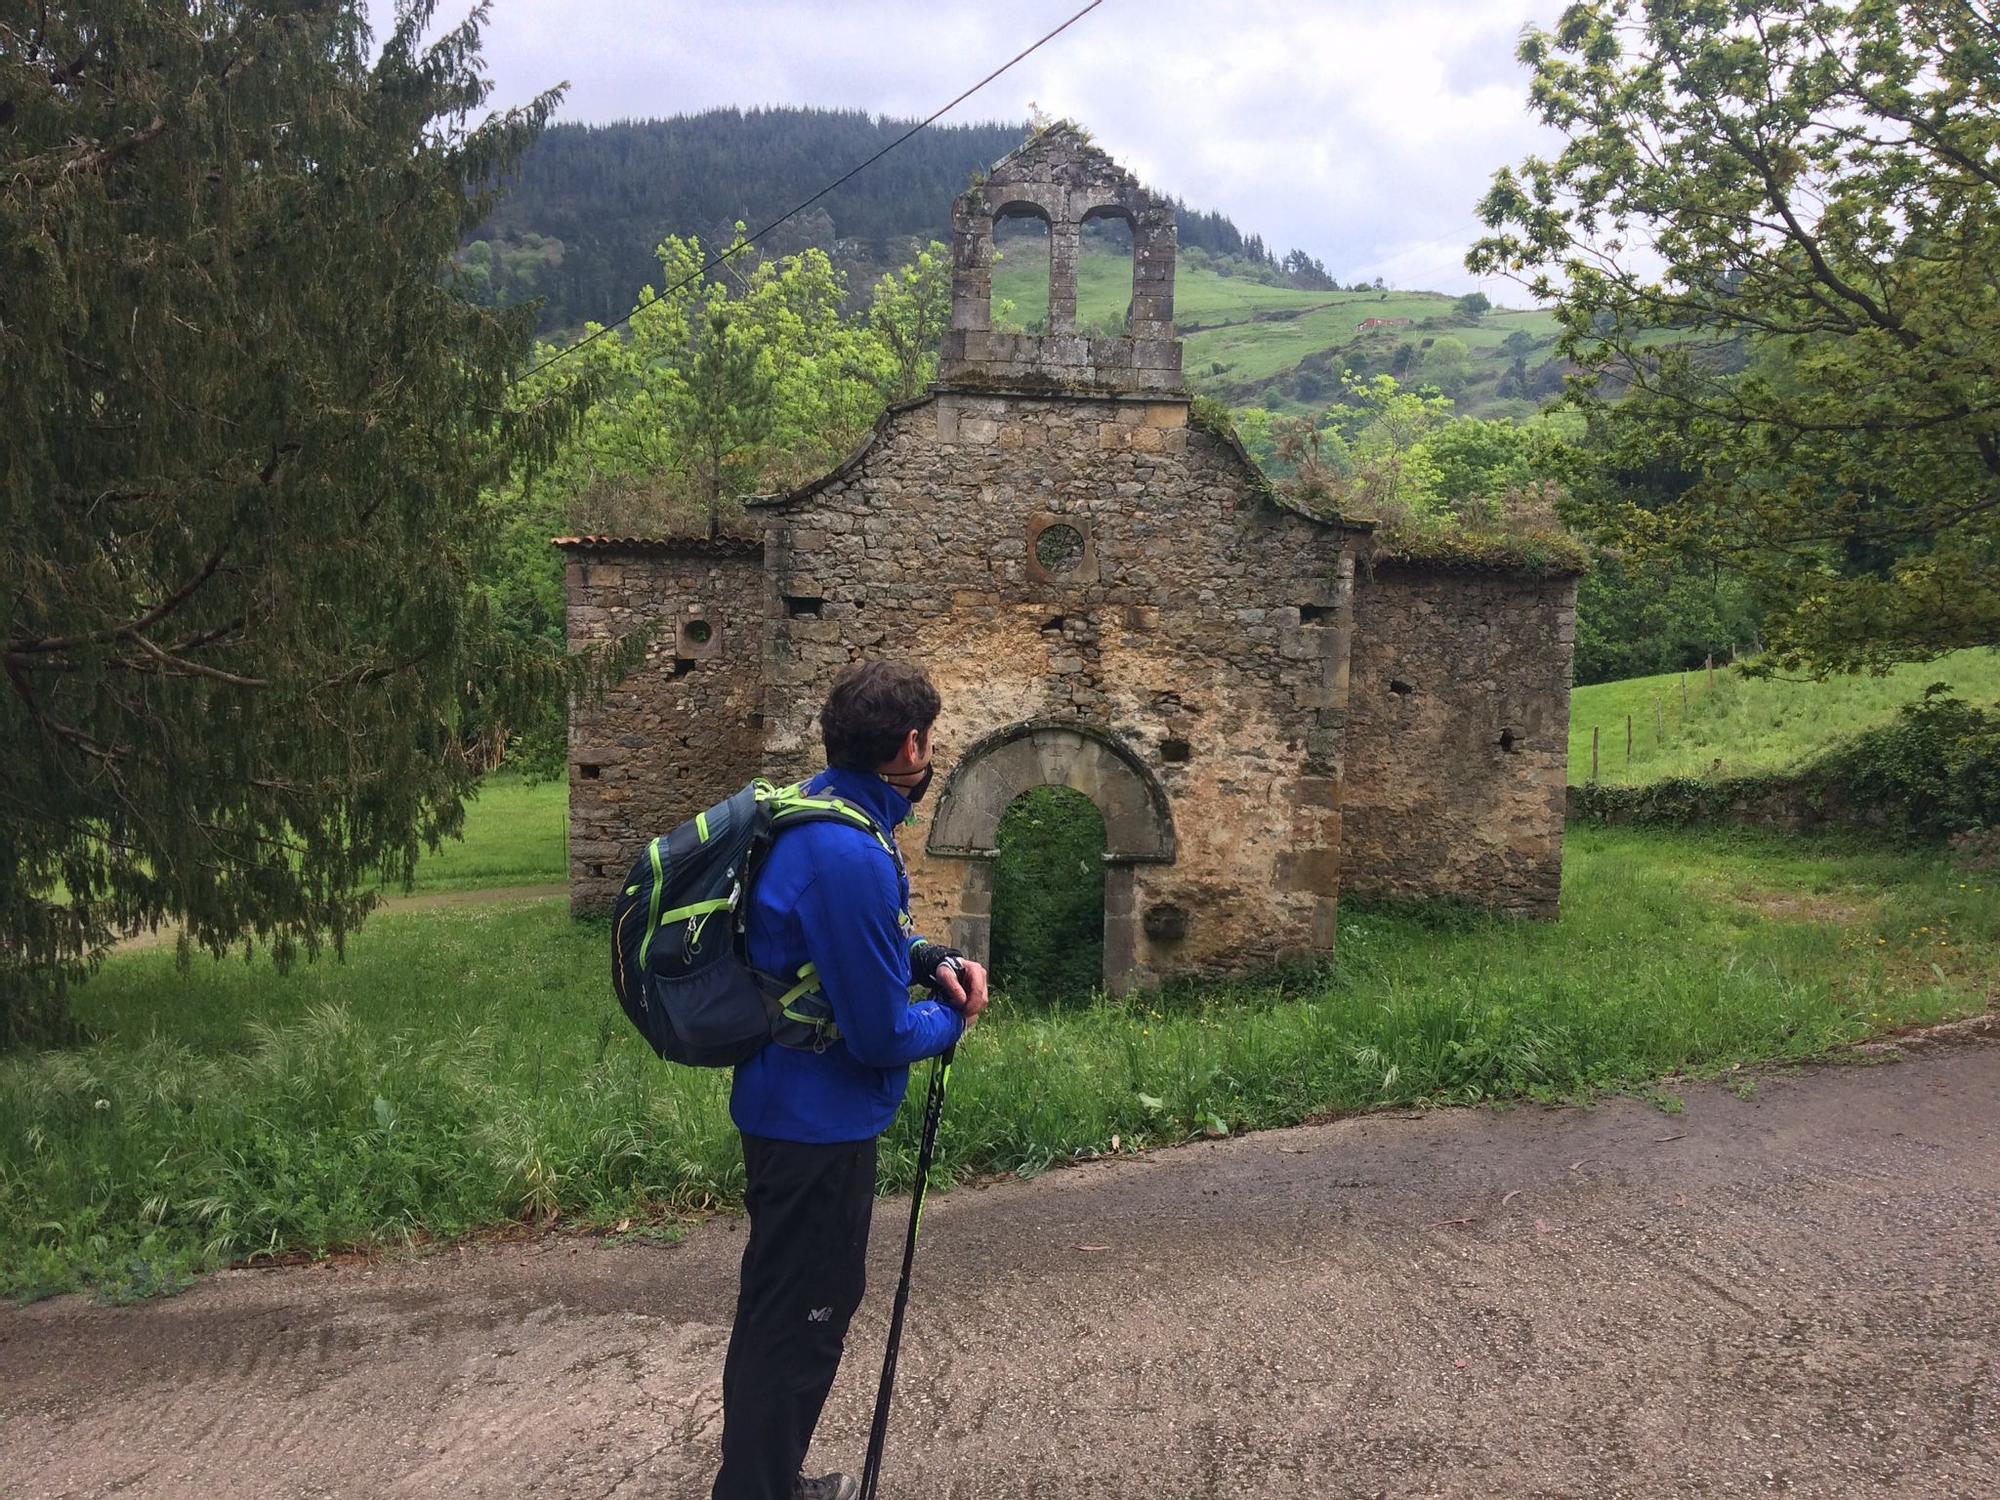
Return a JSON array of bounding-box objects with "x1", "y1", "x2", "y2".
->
[{"x1": 763, "y1": 784, "x2": 898, "y2": 864}]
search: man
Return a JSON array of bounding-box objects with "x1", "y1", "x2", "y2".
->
[{"x1": 714, "y1": 658, "x2": 990, "y2": 1500}]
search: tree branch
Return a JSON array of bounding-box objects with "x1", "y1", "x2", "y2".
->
[
  {"x1": 6, "y1": 540, "x2": 230, "y2": 655},
  {"x1": 116, "y1": 634, "x2": 270, "y2": 688}
]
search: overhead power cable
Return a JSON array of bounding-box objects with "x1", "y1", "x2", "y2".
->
[{"x1": 511, "y1": 0, "x2": 1108, "y2": 386}]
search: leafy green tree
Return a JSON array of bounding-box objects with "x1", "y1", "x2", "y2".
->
[
  {"x1": 1454, "y1": 291, "x2": 1492, "y2": 319},
  {"x1": 1573, "y1": 556, "x2": 1765, "y2": 685},
  {"x1": 1232, "y1": 407, "x2": 1280, "y2": 467},
  {"x1": 1471, "y1": 0, "x2": 2000, "y2": 675},
  {"x1": 1427, "y1": 418, "x2": 1537, "y2": 509},
  {"x1": 0, "y1": 1, "x2": 593, "y2": 1040},
  {"x1": 650, "y1": 238, "x2": 781, "y2": 540},
  {"x1": 868, "y1": 241, "x2": 953, "y2": 402},
  {"x1": 1422, "y1": 334, "x2": 1471, "y2": 393},
  {"x1": 749, "y1": 244, "x2": 892, "y2": 488},
  {"x1": 1278, "y1": 374, "x2": 1453, "y2": 520},
  {"x1": 538, "y1": 232, "x2": 892, "y2": 539}
]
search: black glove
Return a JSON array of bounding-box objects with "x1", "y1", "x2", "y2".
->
[{"x1": 910, "y1": 940, "x2": 968, "y2": 994}]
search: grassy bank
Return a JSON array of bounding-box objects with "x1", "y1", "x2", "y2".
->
[
  {"x1": 390, "y1": 773, "x2": 567, "y2": 894},
  {"x1": 5, "y1": 825, "x2": 1992, "y2": 1301},
  {"x1": 1568, "y1": 648, "x2": 2000, "y2": 786},
  {"x1": 987, "y1": 247, "x2": 1563, "y2": 418}
]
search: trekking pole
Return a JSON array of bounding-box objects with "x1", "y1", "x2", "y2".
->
[{"x1": 858, "y1": 1042, "x2": 956, "y2": 1500}]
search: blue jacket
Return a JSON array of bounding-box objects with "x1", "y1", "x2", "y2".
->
[{"x1": 731, "y1": 765, "x2": 964, "y2": 1144}]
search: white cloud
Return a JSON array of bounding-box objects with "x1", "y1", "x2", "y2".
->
[{"x1": 373, "y1": 0, "x2": 1568, "y2": 296}]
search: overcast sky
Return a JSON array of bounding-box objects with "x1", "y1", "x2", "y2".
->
[{"x1": 376, "y1": 0, "x2": 1569, "y2": 298}]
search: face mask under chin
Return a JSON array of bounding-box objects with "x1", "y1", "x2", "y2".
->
[{"x1": 885, "y1": 762, "x2": 935, "y2": 804}]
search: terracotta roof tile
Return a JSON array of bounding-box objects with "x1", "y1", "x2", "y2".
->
[{"x1": 550, "y1": 535, "x2": 762, "y2": 556}]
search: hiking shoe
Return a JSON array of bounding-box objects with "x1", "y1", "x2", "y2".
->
[{"x1": 793, "y1": 1473, "x2": 858, "y2": 1500}]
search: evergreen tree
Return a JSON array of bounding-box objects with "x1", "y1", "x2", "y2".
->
[{"x1": 1, "y1": 1, "x2": 592, "y2": 1038}]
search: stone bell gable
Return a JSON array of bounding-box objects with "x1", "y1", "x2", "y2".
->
[
  {"x1": 558, "y1": 124, "x2": 1578, "y2": 994},
  {"x1": 941, "y1": 121, "x2": 1181, "y2": 394}
]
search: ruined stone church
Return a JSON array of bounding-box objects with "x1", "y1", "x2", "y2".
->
[{"x1": 558, "y1": 126, "x2": 1578, "y2": 994}]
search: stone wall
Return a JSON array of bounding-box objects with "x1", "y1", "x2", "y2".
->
[
  {"x1": 752, "y1": 391, "x2": 1365, "y2": 990},
  {"x1": 1341, "y1": 561, "x2": 1578, "y2": 917},
  {"x1": 1565, "y1": 776, "x2": 1898, "y2": 835},
  {"x1": 560, "y1": 540, "x2": 766, "y2": 914}
]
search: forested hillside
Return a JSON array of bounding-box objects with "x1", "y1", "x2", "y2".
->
[
  {"x1": 468, "y1": 107, "x2": 1266, "y2": 333},
  {"x1": 472, "y1": 109, "x2": 1593, "y2": 416}
]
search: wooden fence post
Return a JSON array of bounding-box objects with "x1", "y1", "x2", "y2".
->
[
  {"x1": 1655, "y1": 697, "x2": 1665, "y2": 744},
  {"x1": 1681, "y1": 671, "x2": 1689, "y2": 715},
  {"x1": 1707, "y1": 654, "x2": 1715, "y2": 693},
  {"x1": 1592, "y1": 725, "x2": 1600, "y2": 781},
  {"x1": 1626, "y1": 713, "x2": 1633, "y2": 763}
]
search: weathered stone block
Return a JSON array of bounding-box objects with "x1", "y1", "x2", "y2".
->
[{"x1": 1276, "y1": 848, "x2": 1342, "y2": 894}]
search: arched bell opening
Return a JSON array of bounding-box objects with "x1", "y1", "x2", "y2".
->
[
  {"x1": 990, "y1": 200, "x2": 1053, "y2": 335},
  {"x1": 1079, "y1": 203, "x2": 1135, "y2": 337}
]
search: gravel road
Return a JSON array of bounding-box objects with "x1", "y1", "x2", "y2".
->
[{"x1": 5, "y1": 1021, "x2": 1994, "y2": 1499}]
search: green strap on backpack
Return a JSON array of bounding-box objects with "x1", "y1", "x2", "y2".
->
[{"x1": 610, "y1": 780, "x2": 905, "y2": 1066}]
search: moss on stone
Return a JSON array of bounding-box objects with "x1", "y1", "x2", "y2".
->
[{"x1": 1372, "y1": 517, "x2": 1593, "y2": 576}]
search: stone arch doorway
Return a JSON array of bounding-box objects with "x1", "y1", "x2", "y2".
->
[
  {"x1": 989, "y1": 785, "x2": 1106, "y2": 1002},
  {"x1": 927, "y1": 721, "x2": 1176, "y2": 995}
]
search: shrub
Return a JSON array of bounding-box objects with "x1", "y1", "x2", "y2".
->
[
  {"x1": 1572, "y1": 688, "x2": 2000, "y2": 840},
  {"x1": 1819, "y1": 686, "x2": 2000, "y2": 837}
]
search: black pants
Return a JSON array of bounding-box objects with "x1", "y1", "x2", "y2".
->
[{"x1": 713, "y1": 1132, "x2": 879, "y2": 1500}]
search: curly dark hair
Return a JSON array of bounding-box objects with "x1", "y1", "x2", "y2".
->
[{"x1": 820, "y1": 659, "x2": 941, "y2": 770}]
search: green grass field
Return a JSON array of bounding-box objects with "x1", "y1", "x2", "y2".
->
[
  {"x1": 989, "y1": 248, "x2": 1563, "y2": 417},
  {"x1": 13, "y1": 650, "x2": 2000, "y2": 1301},
  {"x1": 1568, "y1": 648, "x2": 2000, "y2": 786},
  {"x1": 391, "y1": 774, "x2": 567, "y2": 895},
  {"x1": 6, "y1": 810, "x2": 1993, "y2": 1301}
]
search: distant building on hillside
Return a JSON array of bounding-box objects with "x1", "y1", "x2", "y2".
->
[
  {"x1": 1357, "y1": 316, "x2": 1415, "y2": 331},
  {"x1": 556, "y1": 124, "x2": 1579, "y2": 994}
]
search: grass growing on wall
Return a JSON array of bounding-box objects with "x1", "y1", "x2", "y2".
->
[{"x1": 6, "y1": 824, "x2": 1993, "y2": 1301}]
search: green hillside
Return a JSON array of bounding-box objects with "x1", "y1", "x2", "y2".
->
[
  {"x1": 1567, "y1": 648, "x2": 2000, "y2": 787},
  {"x1": 992, "y1": 247, "x2": 1566, "y2": 418}
]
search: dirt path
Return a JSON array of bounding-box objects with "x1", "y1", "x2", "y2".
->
[{"x1": 5, "y1": 1026, "x2": 1996, "y2": 1499}]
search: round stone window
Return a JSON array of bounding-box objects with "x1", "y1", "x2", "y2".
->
[{"x1": 1035, "y1": 522, "x2": 1087, "y2": 577}]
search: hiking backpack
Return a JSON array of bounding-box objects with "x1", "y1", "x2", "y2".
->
[{"x1": 610, "y1": 779, "x2": 900, "y2": 1066}]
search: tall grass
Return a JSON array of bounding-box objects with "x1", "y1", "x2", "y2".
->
[{"x1": 4, "y1": 827, "x2": 1992, "y2": 1301}]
